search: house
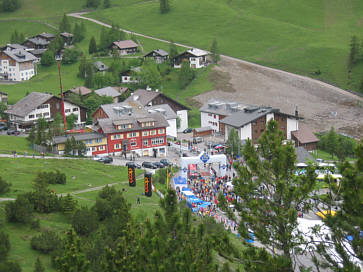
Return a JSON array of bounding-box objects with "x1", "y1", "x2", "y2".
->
[
  {"x1": 125, "y1": 89, "x2": 190, "y2": 132},
  {"x1": 95, "y1": 86, "x2": 124, "y2": 103},
  {"x1": 93, "y1": 61, "x2": 108, "y2": 74},
  {"x1": 0, "y1": 48, "x2": 37, "y2": 81},
  {"x1": 112, "y1": 40, "x2": 138, "y2": 55},
  {"x1": 220, "y1": 106, "x2": 300, "y2": 144},
  {"x1": 52, "y1": 132, "x2": 108, "y2": 156},
  {"x1": 4, "y1": 92, "x2": 87, "y2": 130},
  {"x1": 35, "y1": 33, "x2": 55, "y2": 42},
  {"x1": 291, "y1": 125, "x2": 319, "y2": 151},
  {"x1": 193, "y1": 126, "x2": 213, "y2": 137},
  {"x1": 60, "y1": 32, "x2": 73, "y2": 46},
  {"x1": 27, "y1": 49, "x2": 47, "y2": 63},
  {"x1": 200, "y1": 100, "x2": 247, "y2": 134},
  {"x1": 64, "y1": 86, "x2": 93, "y2": 98},
  {"x1": 144, "y1": 49, "x2": 169, "y2": 64},
  {"x1": 173, "y1": 48, "x2": 208, "y2": 69},
  {"x1": 147, "y1": 104, "x2": 177, "y2": 138},
  {"x1": 120, "y1": 67, "x2": 140, "y2": 83},
  {"x1": 92, "y1": 101, "x2": 169, "y2": 157},
  {"x1": 2, "y1": 44, "x2": 28, "y2": 51},
  {"x1": 23, "y1": 37, "x2": 50, "y2": 49},
  {"x1": 0, "y1": 91, "x2": 8, "y2": 104}
]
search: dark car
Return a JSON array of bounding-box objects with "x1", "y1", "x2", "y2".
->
[
  {"x1": 7, "y1": 129, "x2": 20, "y2": 135},
  {"x1": 0, "y1": 123, "x2": 8, "y2": 131},
  {"x1": 98, "y1": 156, "x2": 113, "y2": 164},
  {"x1": 142, "y1": 161, "x2": 158, "y2": 169},
  {"x1": 183, "y1": 128, "x2": 193, "y2": 134},
  {"x1": 160, "y1": 159, "x2": 171, "y2": 167},
  {"x1": 126, "y1": 161, "x2": 141, "y2": 169},
  {"x1": 153, "y1": 162, "x2": 165, "y2": 168}
]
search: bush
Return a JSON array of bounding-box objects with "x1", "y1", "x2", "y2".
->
[
  {"x1": 35, "y1": 170, "x2": 66, "y2": 185},
  {"x1": 0, "y1": 176, "x2": 11, "y2": 194},
  {"x1": 2, "y1": 0, "x2": 21, "y2": 12},
  {"x1": 0, "y1": 231, "x2": 10, "y2": 261},
  {"x1": 26, "y1": 190, "x2": 61, "y2": 213},
  {"x1": 40, "y1": 50, "x2": 55, "y2": 66},
  {"x1": 31, "y1": 230, "x2": 61, "y2": 254},
  {"x1": 0, "y1": 261, "x2": 21, "y2": 272},
  {"x1": 62, "y1": 48, "x2": 81, "y2": 64},
  {"x1": 5, "y1": 194, "x2": 34, "y2": 224},
  {"x1": 72, "y1": 207, "x2": 98, "y2": 236}
]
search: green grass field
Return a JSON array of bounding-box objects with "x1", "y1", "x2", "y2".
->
[{"x1": 87, "y1": 0, "x2": 363, "y2": 93}]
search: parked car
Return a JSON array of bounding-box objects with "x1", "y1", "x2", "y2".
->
[
  {"x1": 93, "y1": 155, "x2": 102, "y2": 161},
  {"x1": 183, "y1": 128, "x2": 193, "y2": 134},
  {"x1": 0, "y1": 123, "x2": 8, "y2": 131},
  {"x1": 126, "y1": 161, "x2": 141, "y2": 169},
  {"x1": 98, "y1": 156, "x2": 113, "y2": 164},
  {"x1": 153, "y1": 162, "x2": 165, "y2": 168},
  {"x1": 7, "y1": 129, "x2": 20, "y2": 135},
  {"x1": 192, "y1": 137, "x2": 203, "y2": 144},
  {"x1": 160, "y1": 159, "x2": 171, "y2": 167},
  {"x1": 142, "y1": 161, "x2": 158, "y2": 169}
]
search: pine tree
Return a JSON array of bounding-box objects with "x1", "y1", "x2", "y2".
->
[
  {"x1": 169, "y1": 40, "x2": 178, "y2": 60},
  {"x1": 73, "y1": 23, "x2": 81, "y2": 43},
  {"x1": 159, "y1": 0, "x2": 170, "y2": 14},
  {"x1": 26, "y1": 125, "x2": 36, "y2": 144},
  {"x1": 179, "y1": 60, "x2": 195, "y2": 89},
  {"x1": 19, "y1": 32, "x2": 25, "y2": 43},
  {"x1": 348, "y1": 35, "x2": 359, "y2": 69},
  {"x1": 210, "y1": 38, "x2": 220, "y2": 64},
  {"x1": 85, "y1": 62, "x2": 94, "y2": 88},
  {"x1": 326, "y1": 126, "x2": 338, "y2": 159},
  {"x1": 62, "y1": 194, "x2": 78, "y2": 215},
  {"x1": 33, "y1": 257, "x2": 45, "y2": 272},
  {"x1": 59, "y1": 14, "x2": 71, "y2": 33},
  {"x1": 64, "y1": 138, "x2": 72, "y2": 155},
  {"x1": 103, "y1": 0, "x2": 110, "y2": 8},
  {"x1": 89, "y1": 36, "x2": 97, "y2": 54}
]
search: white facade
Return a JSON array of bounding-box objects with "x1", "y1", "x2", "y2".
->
[
  {"x1": 0, "y1": 59, "x2": 36, "y2": 82},
  {"x1": 177, "y1": 109, "x2": 188, "y2": 132},
  {"x1": 240, "y1": 124, "x2": 252, "y2": 141},
  {"x1": 25, "y1": 103, "x2": 51, "y2": 122},
  {"x1": 201, "y1": 111, "x2": 220, "y2": 132},
  {"x1": 166, "y1": 118, "x2": 177, "y2": 138},
  {"x1": 287, "y1": 117, "x2": 299, "y2": 140},
  {"x1": 64, "y1": 101, "x2": 82, "y2": 124}
]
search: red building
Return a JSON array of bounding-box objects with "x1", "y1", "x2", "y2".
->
[{"x1": 93, "y1": 103, "x2": 169, "y2": 157}]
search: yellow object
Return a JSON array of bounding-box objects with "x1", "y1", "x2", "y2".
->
[{"x1": 316, "y1": 210, "x2": 336, "y2": 219}]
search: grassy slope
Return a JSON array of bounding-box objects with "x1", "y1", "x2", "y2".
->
[{"x1": 88, "y1": 0, "x2": 363, "y2": 92}]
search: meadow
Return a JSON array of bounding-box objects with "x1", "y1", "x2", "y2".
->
[{"x1": 87, "y1": 0, "x2": 363, "y2": 93}]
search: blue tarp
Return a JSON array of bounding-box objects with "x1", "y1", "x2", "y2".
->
[
  {"x1": 244, "y1": 232, "x2": 255, "y2": 243},
  {"x1": 174, "y1": 176, "x2": 187, "y2": 184}
]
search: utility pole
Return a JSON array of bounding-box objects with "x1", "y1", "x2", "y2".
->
[{"x1": 56, "y1": 55, "x2": 67, "y2": 131}]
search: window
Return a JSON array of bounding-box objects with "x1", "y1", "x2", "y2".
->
[
  {"x1": 92, "y1": 147, "x2": 96, "y2": 151},
  {"x1": 208, "y1": 113, "x2": 212, "y2": 117},
  {"x1": 95, "y1": 138, "x2": 103, "y2": 143},
  {"x1": 114, "y1": 144, "x2": 121, "y2": 149},
  {"x1": 130, "y1": 141, "x2": 137, "y2": 147},
  {"x1": 214, "y1": 114, "x2": 216, "y2": 118},
  {"x1": 151, "y1": 138, "x2": 164, "y2": 145},
  {"x1": 73, "y1": 108, "x2": 78, "y2": 112},
  {"x1": 142, "y1": 131, "x2": 149, "y2": 136},
  {"x1": 99, "y1": 145, "x2": 105, "y2": 151},
  {"x1": 56, "y1": 103, "x2": 60, "y2": 110},
  {"x1": 43, "y1": 112, "x2": 49, "y2": 117},
  {"x1": 158, "y1": 129, "x2": 165, "y2": 134},
  {"x1": 150, "y1": 130, "x2": 156, "y2": 135},
  {"x1": 65, "y1": 109, "x2": 71, "y2": 113},
  {"x1": 127, "y1": 132, "x2": 138, "y2": 138},
  {"x1": 36, "y1": 113, "x2": 42, "y2": 118},
  {"x1": 143, "y1": 139, "x2": 148, "y2": 146},
  {"x1": 253, "y1": 122, "x2": 257, "y2": 126},
  {"x1": 111, "y1": 134, "x2": 123, "y2": 140},
  {"x1": 28, "y1": 114, "x2": 34, "y2": 119}
]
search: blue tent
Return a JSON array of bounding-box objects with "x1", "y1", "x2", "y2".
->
[{"x1": 174, "y1": 176, "x2": 187, "y2": 185}]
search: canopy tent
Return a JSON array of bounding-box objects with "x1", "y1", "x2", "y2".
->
[{"x1": 182, "y1": 187, "x2": 191, "y2": 191}]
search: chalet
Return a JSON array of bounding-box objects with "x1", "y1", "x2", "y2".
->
[
  {"x1": 95, "y1": 86, "x2": 124, "y2": 103},
  {"x1": 147, "y1": 104, "x2": 177, "y2": 138},
  {"x1": 2, "y1": 44, "x2": 28, "y2": 51},
  {"x1": 120, "y1": 66, "x2": 140, "y2": 83},
  {"x1": 28, "y1": 49, "x2": 47, "y2": 63},
  {"x1": 4, "y1": 92, "x2": 87, "y2": 130},
  {"x1": 144, "y1": 49, "x2": 169, "y2": 64},
  {"x1": 35, "y1": 33, "x2": 55, "y2": 42},
  {"x1": 193, "y1": 126, "x2": 213, "y2": 137},
  {"x1": 173, "y1": 48, "x2": 208, "y2": 69},
  {"x1": 200, "y1": 100, "x2": 247, "y2": 134},
  {"x1": 92, "y1": 102, "x2": 169, "y2": 157},
  {"x1": 60, "y1": 32, "x2": 73, "y2": 46},
  {"x1": 93, "y1": 61, "x2": 108, "y2": 74},
  {"x1": 0, "y1": 91, "x2": 8, "y2": 104},
  {"x1": 125, "y1": 89, "x2": 190, "y2": 132},
  {"x1": 64, "y1": 86, "x2": 93, "y2": 98},
  {"x1": 52, "y1": 132, "x2": 108, "y2": 156},
  {"x1": 0, "y1": 48, "x2": 37, "y2": 81},
  {"x1": 291, "y1": 125, "x2": 319, "y2": 151},
  {"x1": 23, "y1": 37, "x2": 50, "y2": 49},
  {"x1": 112, "y1": 40, "x2": 138, "y2": 55},
  {"x1": 220, "y1": 106, "x2": 300, "y2": 144}
]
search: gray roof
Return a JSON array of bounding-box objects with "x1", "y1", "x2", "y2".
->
[
  {"x1": 220, "y1": 106, "x2": 299, "y2": 128},
  {"x1": 96, "y1": 112, "x2": 169, "y2": 134},
  {"x1": 4, "y1": 44, "x2": 28, "y2": 50},
  {"x1": 97, "y1": 100, "x2": 147, "y2": 120},
  {"x1": 29, "y1": 48, "x2": 46, "y2": 56},
  {"x1": 27, "y1": 37, "x2": 49, "y2": 46},
  {"x1": 60, "y1": 32, "x2": 73, "y2": 38},
  {"x1": 145, "y1": 49, "x2": 168, "y2": 57},
  {"x1": 3, "y1": 49, "x2": 37, "y2": 63},
  {"x1": 147, "y1": 104, "x2": 177, "y2": 120},
  {"x1": 4, "y1": 92, "x2": 52, "y2": 117},
  {"x1": 200, "y1": 100, "x2": 248, "y2": 116},
  {"x1": 295, "y1": 146, "x2": 314, "y2": 163},
  {"x1": 95, "y1": 86, "x2": 121, "y2": 98},
  {"x1": 93, "y1": 61, "x2": 108, "y2": 71},
  {"x1": 53, "y1": 133, "x2": 105, "y2": 144},
  {"x1": 37, "y1": 33, "x2": 55, "y2": 39},
  {"x1": 194, "y1": 126, "x2": 212, "y2": 132}
]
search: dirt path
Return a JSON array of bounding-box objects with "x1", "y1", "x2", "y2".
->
[{"x1": 69, "y1": 12, "x2": 363, "y2": 137}]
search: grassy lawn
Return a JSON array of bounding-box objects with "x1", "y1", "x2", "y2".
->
[
  {"x1": 87, "y1": 0, "x2": 363, "y2": 93},
  {"x1": 0, "y1": 135, "x2": 35, "y2": 154}
]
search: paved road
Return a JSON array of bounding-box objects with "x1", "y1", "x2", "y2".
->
[{"x1": 68, "y1": 13, "x2": 363, "y2": 103}]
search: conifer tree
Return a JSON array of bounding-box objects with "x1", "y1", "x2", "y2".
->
[
  {"x1": 61, "y1": 194, "x2": 78, "y2": 215},
  {"x1": 59, "y1": 14, "x2": 71, "y2": 33},
  {"x1": 348, "y1": 35, "x2": 359, "y2": 69},
  {"x1": 33, "y1": 257, "x2": 45, "y2": 272},
  {"x1": 169, "y1": 40, "x2": 178, "y2": 61},
  {"x1": 103, "y1": 0, "x2": 110, "y2": 8},
  {"x1": 210, "y1": 38, "x2": 220, "y2": 64},
  {"x1": 88, "y1": 36, "x2": 97, "y2": 54}
]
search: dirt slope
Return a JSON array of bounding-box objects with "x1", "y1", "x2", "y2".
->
[{"x1": 195, "y1": 57, "x2": 363, "y2": 138}]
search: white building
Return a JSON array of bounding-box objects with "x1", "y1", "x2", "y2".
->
[
  {"x1": 147, "y1": 104, "x2": 177, "y2": 138},
  {"x1": 173, "y1": 48, "x2": 209, "y2": 69},
  {"x1": 0, "y1": 47, "x2": 37, "y2": 81}
]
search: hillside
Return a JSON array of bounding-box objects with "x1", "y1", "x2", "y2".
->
[{"x1": 87, "y1": 0, "x2": 363, "y2": 93}]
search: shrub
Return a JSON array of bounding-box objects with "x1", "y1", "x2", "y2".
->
[
  {"x1": 0, "y1": 176, "x2": 11, "y2": 194},
  {"x1": 62, "y1": 48, "x2": 81, "y2": 64},
  {"x1": 72, "y1": 207, "x2": 98, "y2": 236},
  {"x1": 5, "y1": 194, "x2": 34, "y2": 224},
  {"x1": 31, "y1": 230, "x2": 61, "y2": 254},
  {"x1": 0, "y1": 231, "x2": 10, "y2": 261}
]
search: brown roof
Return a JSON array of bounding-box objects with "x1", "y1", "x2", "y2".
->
[
  {"x1": 113, "y1": 40, "x2": 138, "y2": 49},
  {"x1": 67, "y1": 86, "x2": 92, "y2": 96},
  {"x1": 291, "y1": 126, "x2": 319, "y2": 144}
]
